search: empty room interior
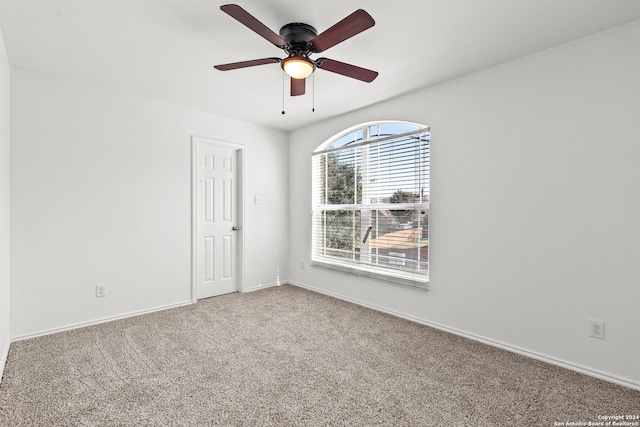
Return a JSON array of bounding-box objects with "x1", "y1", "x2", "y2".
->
[{"x1": 1, "y1": 0, "x2": 640, "y2": 425}]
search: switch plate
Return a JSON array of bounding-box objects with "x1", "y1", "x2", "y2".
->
[{"x1": 254, "y1": 195, "x2": 261, "y2": 205}]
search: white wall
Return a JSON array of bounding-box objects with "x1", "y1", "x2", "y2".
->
[
  {"x1": 10, "y1": 68, "x2": 289, "y2": 338},
  {"x1": 0, "y1": 27, "x2": 11, "y2": 379},
  {"x1": 288, "y1": 21, "x2": 640, "y2": 388}
]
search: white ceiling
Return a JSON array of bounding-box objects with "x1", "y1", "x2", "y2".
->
[{"x1": 2, "y1": 0, "x2": 640, "y2": 132}]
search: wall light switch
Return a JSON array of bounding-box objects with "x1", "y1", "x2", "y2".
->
[{"x1": 254, "y1": 195, "x2": 261, "y2": 205}]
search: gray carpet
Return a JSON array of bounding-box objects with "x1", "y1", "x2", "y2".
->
[{"x1": 1, "y1": 285, "x2": 638, "y2": 426}]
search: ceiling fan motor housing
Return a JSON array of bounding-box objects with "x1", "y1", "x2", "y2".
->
[{"x1": 279, "y1": 23, "x2": 317, "y2": 55}]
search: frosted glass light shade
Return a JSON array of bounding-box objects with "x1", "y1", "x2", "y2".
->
[{"x1": 282, "y1": 57, "x2": 315, "y2": 79}]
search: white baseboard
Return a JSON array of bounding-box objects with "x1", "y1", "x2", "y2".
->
[
  {"x1": 10, "y1": 281, "x2": 286, "y2": 342},
  {"x1": 289, "y1": 280, "x2": 640, "y2": 392},
  {"x1": 243, "y1": 281, "x2": 281, "y2": 293},
  {"x1": 0, "y1": 338, "x2": 9, "y2": 384},
  {"x1": 11, "y1": 300, "x2": 193, "y2": 342}
]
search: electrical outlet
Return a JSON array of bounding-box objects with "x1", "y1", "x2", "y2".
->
[
  {"x1": 589, "y1": 319, "x2": 605, "y2": 339},
  {"x1": 96, "y1": 284, "x2": 107, "y2": 298}
]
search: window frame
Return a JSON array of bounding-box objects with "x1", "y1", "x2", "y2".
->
[{"x1": 311, "y1": 121, "x2": 430, "y2": 288}]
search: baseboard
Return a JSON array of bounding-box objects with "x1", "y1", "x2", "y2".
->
[
  {"x1": 289, "y1": 280, "x2": 640, "y2": 392},
  {"x1": 11, "y1": 300, "x2": 193, "y2": 342},
  {"x1": 243, "y1": 281, "x2": 281, "y2": 293},
  {"x1": 11, "y1": 283, "x2": 285, "y2": 341},
  {"x1": 0, "y1": 338, "x2": 9, "y2": 384}
]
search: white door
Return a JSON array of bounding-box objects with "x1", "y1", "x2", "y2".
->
[{"x1": 196, "y1": 141, "x2": 238, "y2": 299}]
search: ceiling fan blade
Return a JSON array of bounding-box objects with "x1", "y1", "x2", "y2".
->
[
  {"x1": 220, "y1": 4, "x2": 287, "y2": 48},
  {"x1": 214, "y1": 57, "x2": 280, "y2": 71},
  {"x1": 291, "y1": 77, "x2": 305, "y2": 96},
  {"x1": 310, "y1": 9, "x2": 375, "y2": 53},
  {"x1": 316, "y1": 58, "x2": 378, "y2": 83}
]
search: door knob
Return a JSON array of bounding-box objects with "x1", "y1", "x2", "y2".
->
[{"x1": 232, "y1": 226, "x2": 239, "y2": 231}]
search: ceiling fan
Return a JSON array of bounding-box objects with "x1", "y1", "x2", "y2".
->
[{"x1": 214, "y1": 4, "x2": 378, "y2": 96}]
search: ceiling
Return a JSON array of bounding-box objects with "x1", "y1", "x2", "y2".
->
[{"x1": 1, "y1": 0, "x2": 640, "y2": 132}]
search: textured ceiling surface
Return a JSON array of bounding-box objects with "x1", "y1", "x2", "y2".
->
[{"x1": 2, "y1": 0, "x2": 640, "y2": 131}]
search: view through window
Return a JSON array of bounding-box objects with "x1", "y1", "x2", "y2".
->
[{"x1": 311, "y1": 122, "x2": 430, "y2": 285}]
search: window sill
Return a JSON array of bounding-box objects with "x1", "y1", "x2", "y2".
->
[{"x1": 310, "y1": 258, "x2": 429, "y2": 290}]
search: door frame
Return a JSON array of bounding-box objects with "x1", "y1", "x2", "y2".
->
[{"x1": 191, "y1": 136, "x2": 245, "y2": 303}]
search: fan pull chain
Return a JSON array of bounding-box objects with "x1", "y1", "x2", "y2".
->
[
  {"x1": 281, "y1": 72, "x2": 286, "y2": 115},
  {"x1": 312, "y1": 73, "x2": 315, "y2": 112}
]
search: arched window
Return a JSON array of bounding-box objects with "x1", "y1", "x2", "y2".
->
[{"x1": 311, "y1": 121, "x2": 430, "y2": 286}]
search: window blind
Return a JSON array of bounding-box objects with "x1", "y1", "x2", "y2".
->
[{"x1": 311, "y1": 125, "x2": 430, "y2": 285}]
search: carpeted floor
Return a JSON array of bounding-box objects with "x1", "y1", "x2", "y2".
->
[{"x1": 1, "y1": 284, "x2": 639, "y2": 426}]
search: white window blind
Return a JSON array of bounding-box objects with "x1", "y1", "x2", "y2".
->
[{"x1": 311, "y1": 123, "x2": 430, "y2": 286}]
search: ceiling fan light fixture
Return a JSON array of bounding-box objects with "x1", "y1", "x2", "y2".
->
[{"x1": 282, "y1": 56, "x2": 315, "y2": 79}]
